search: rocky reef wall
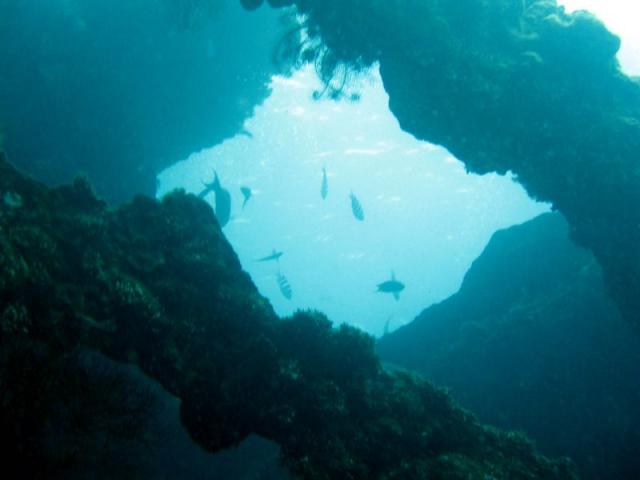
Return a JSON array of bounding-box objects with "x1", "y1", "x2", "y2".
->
[
  {"x1": 0, "y1": 154, "x2": 575, "y2": 479},
  {"x1": 0, "y1": 0, "x2": 285, "y2": 203},
  {"x1": 248, "y1": 0, "x2": 640, "y2": 329},
  {"x1": 378, "y1": 213, "x2": 640, "y2": 480}
]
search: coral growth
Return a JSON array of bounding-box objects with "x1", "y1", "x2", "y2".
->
[
  {"x1": 263, "y1": 0, "x2": 640, "y2": 330},
  {"x1": 0, "y1": 153, "x2": 575, "y2": 479}
]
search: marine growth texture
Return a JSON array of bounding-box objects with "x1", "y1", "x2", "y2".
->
[{"x1": 0, "y1": 154, "x2": 575, "y2": 479}]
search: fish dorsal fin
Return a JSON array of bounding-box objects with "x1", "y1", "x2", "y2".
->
[{"x1": 391, "y1": 270, "x2": 396, "y2": 281}]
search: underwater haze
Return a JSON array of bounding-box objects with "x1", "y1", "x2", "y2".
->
[
  {"x1": 2, "y1": 0, "x2": 640, "y2": 479},
  {"x1": 158, "y1": 0, "x2": 640, "y2": 336},
  {"x1": 158, "y1": 66, "x2": 549, "y2": 335}
]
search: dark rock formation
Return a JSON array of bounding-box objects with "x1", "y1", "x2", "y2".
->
[
  {"x1": 0, "y1": 154, "x2": 575, "y2": 479},
  {"x1": 255, "y1": 0, "x2": 640, "y2": 329},
  {"x1": 0, "y1": 0, "x2": 285, "y2": 203},
  {"x1": 378, "y1": 213, "x2": 640, "y2": 480}
]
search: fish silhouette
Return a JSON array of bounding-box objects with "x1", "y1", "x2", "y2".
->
[
  {"x1": 377, "y1": 271, "x2": 405, "y2": 301},
  {"x1": 256, "y1": 249, "x2": 283, "y2": 262},
  {"x1": 240, "y1": 186, "x2": 252, "y2": 209},
  {"x1": 320, "y1": 167, "x2": 328, "y2": 200},
  {"x1": 277, "y1": 271, "x2": 292, "y2": 300},
  {"x1": 199, "y1": 171, "x2": 231, "y2": 227},
  {"x1": 349, "y1": 191, "x2": 364, "y2": 221},
  {"x1": 382, "y1": 316, "x2": 393, "y2": 336}
]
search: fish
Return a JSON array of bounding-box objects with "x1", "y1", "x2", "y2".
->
[
  {"x1": 198, "y1": 175, "x2": 215, "y2": 199},
  {"x1": 349, "y1": 191, "x2": 364, "y2": 221},
  {"x1": 277, "y1": 271, "x2": 292, "y2": 300},
  {"x1": 320, "y1": 167, "x2": 328, "y2": 199},
  {"x1": 199, "y1": 171, "x2": 231, "y2": 227},
  {"x1": 240, "y1": 186, "x2": 252, "y2": 209},
  {"x1": 382, "y1": 316, "x2": 393, "y2": 336},
  {"x1": 377, "y1": 271, "x2": 405, "y2": 301},
  {"x1": 238, "y1": 128, "x2": 253, "y2": 139},
  {"x1": 256, "y1": 249, "x2": 283, "y2": 262}
]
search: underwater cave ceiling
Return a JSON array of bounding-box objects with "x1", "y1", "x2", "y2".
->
[{"x1": 245, "y1": 0, "x2": 640, "y2": 329}]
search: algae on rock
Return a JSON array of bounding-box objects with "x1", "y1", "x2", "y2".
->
[
  {"x1": 253, "y1": 0, "x2": 640, "y2": 330},
  {"x1": 0, "y1": 153, "x2": 576, "y2": 479}
]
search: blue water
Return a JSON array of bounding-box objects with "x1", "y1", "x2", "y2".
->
[
  {"x1": 158, "y1": 65, "x2": 549, "y2": 335},
  {"x1": 2, "y1": 1, "x2": 640, "y2": 479}
]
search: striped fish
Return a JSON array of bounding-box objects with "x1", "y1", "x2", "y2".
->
[
  {"x1": 277, "y1": 272, "x2": 293, "y2": 300},
  {"x1": 349, "y1": 191, "x2": 364, "y2": 221},
  {"x1": 320, "y1": 167, "x2": 328, "y2": 200}
]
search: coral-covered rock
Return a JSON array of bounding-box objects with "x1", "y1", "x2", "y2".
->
[
  {"x1": 262, "y1": 0, "x2": 640, "y2": 330},
  {"x1": 378, "y1": 213, "x2": 640, "y2": 480},
  {"x1": 0, "y1": 154, "x2": 575, "y2": 479}
]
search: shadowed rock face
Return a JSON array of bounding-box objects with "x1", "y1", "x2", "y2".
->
[
  {"x1": 0, "y1": 154, "x2": 575, "y2": 479},
  {"x1": 252, "y1": 0, "x2": 640, "y2": 329},
  {"x1": 378, "y1": 213, "x2": 640, "y2": 480},
  {"x1": 0, "y1": 0, "x2": 285, "y2": 204}
]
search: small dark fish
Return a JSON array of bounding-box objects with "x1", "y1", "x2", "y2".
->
[
  {"x1": 377, "y1": 271, "x2": 405, "y2": 301},
  {"x1": 277, "y1": 271, "x2": 292, "y2": 300},
  {"x1": 320, "y1": 167, "x2": 328, "y2": 200},
  {"x1": 198, "y1": 180, "x2": 214, "y2": 199},
  {"x1": 257, "y1": 249, "x2": 283, "y2": 262},
  {"x1": 240, "y1": 186, "x2": 252, "y2": 209},
  {"x1": 382, "y1": 316, "x2": 393, "y2": 336},
  {"x1": 238, "y1": 128, "x2": 253, "y2": 139},
  {"x1": 349, "y1": 191, "x2": 364, "y2": 221},
  {"x1": 199, "y1": 171, "x2": 231, "y2": 227}
]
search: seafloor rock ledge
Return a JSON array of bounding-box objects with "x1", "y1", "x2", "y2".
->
[
  {"x1": 0, "y1": 154, "x2": 575, "y2": 479},
  {"x1": 378, "y1": 213, "x2": 640, "y2": 480}
]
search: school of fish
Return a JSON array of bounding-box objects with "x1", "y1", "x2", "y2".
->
[{"x1": 197, "y1": 167, "x2": 404, "y2": 301}]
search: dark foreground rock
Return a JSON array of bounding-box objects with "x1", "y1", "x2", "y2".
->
[
  {"x1": 378, "y1": 213, "x2": 640, "y2": 480},
  {"x1": 0, "y1": 154, "x2": 575, "y2": 479}
]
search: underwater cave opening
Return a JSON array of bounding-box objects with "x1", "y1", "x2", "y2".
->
[
  {"x1": 158, "y1": 64, "x2": 549, "y2": 335},
  {"x1": 157, "y1": 0, "x2": 640, "y2": 337}
]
